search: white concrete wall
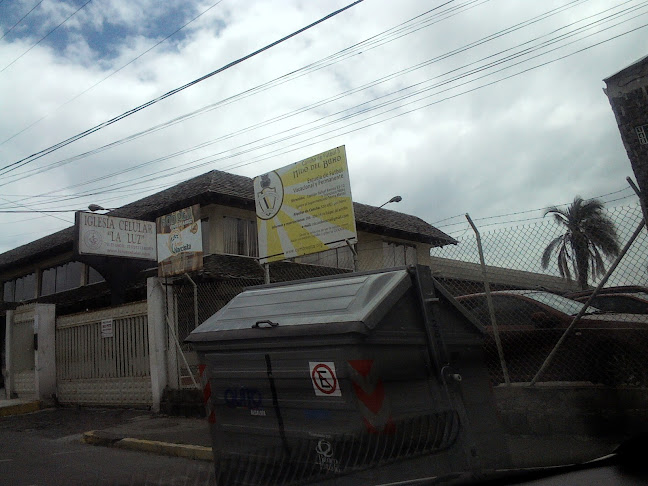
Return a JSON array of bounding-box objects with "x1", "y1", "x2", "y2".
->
[
  {"x1": 147, "y1": 277, "x2": 168, "y2": 413},
  {"x1": 34, "y1": 304, "x2": 56, "y2": 401}
]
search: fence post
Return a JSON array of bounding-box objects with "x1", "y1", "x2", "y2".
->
[
  {"x1": 264, "y1": 263, "x2": 270, "y2": 284},
  {"x1": 466, "y1": 214, "x2": 510, "y2": 385},
  {"x1": 346, "y1": 239, "x2": 359, "y2": 271},
  {"x1": 184, "y1": 273, "x2": 199, "y2": 332},
  {"x1": 530, "y1": 217, "x2": 646, "y2": 386}
]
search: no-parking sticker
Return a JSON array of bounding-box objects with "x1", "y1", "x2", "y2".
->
[{"x1": 309, "y1": 362, "x2": 341, "y2": 397}]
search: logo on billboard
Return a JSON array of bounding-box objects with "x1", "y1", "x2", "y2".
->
[
  {"x1": 255, "y1": 172, "x2": 283, "y2": 220},
  {"x1": 83, "y1": 230, "x2": 103, "y2": 251}
]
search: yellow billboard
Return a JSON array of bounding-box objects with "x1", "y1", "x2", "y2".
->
[{"x1": 254, "y1": 146, "x2": 357, "y2": 264}]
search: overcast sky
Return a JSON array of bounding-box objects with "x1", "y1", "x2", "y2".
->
[{"x1": 0, "y1": 0, "x2": 647, "y2": 254}]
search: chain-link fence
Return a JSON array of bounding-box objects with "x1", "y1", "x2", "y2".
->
[
  {"x1": 430, "y1": 201, "x2": 648, "y2": 387},
  {"x1": 167, "y1": 198, "x2": 648, "y2": 390}
]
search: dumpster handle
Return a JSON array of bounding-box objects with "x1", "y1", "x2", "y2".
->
[{"x1": 253, "y1": 319, "x2": 279, "y2": 328}]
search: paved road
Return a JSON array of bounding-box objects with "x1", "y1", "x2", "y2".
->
[
  {"x1": 0, "y1": 430, "x2": 215, "y2": 486},
  {"x1": 0, "y1": 408, "x2": 215, "y2": 486}
]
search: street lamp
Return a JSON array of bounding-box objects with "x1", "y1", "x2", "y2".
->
[
  {"x1": 378, "y1": 195, "x2": 402, "y2": 209},
  {"x1": 366, "y1": 196, "x2": 402, "y2": 217},
  {"x1": 88, "y1": 204, "x2": 113, "y2": 212}
]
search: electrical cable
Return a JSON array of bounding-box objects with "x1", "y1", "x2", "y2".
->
[
  {"x1": 0, "y1": 0, "x2": 228, "y2": 147},
  {"x1": 0, "y1": 0, "x2": 45, "y2": 42},
  {"x1": 0, "y1": 0, "x2": 365, "y2": 175},
  {"x1": 0, "y1": 0, "x2": 624, "y2": 189},
  {"x1": 2, "y1": 16, "x2": 645, "y2": 215},
  {"x1": 0, "y1": 4, "x2": 644, "y2": 217},
  {"x1": 0, "y1": 0, "x2": 93, "y2": 74},
  {"x1": 0, "y1": 0, "x2": 470, "y2": 156},
  {"x1": 1, "y1": 0, "x2": 586, "y2": 177},
  {"x1": 431, "y1": 186, "x2": 636, "y2": 226}
]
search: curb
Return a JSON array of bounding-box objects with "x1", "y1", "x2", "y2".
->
[
  {"x1": 0, "y1": 400, "x2": 42, "y2": 417},
  {"x1": 82, "y1": 431, "x2": 213, "y2": 462}
]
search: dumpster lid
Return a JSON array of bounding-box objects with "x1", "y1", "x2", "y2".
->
[{"x1": 186, "y1": 269, "x2": 412, "y2": 342}]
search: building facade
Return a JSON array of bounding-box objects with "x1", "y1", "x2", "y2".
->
[
  {"x1": 0, "y1": 169, "x2": 456, "y2": 410},
  {"x1": 604, "y1": 55, "x2": 648, "y2": 210}
]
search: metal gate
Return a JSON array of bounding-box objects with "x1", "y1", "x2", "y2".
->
[{"x1": 55, "y1": 302, "x2": 152, "y2": 406}]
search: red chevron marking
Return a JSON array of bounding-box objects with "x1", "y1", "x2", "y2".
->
[
  {"x1": 352, "y1": 380, "x2": 385, "y2": 415},
  {"x1": 348, "y1": 359, "x2": 373, "y2": 377}
]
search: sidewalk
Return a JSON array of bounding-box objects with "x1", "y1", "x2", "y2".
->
[
  {"x1": 82, "y1": 413, "x2": 213, "y2": 461},
  {"x1": 0, "y1": 391, "x2": 42, "y2": 417}
]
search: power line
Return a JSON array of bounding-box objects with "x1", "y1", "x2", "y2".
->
[
  {"x1": 1, "y1": 4, "x2": 644, "y2": 214},
  {"x1": 0, "y1": 0, "x2": 606, "y2": 187},
  {"x1": 0, "y1": 0, "x2": 470, "y2": 168},
  {"x1": 0, "y1": 0, "x2": 365, "y2": 176},
  {"x1": 0, "y1": 0, "x2": 94, "y2": 74},
  {"x1": 431, "y1": 186, "x2": 636, "y2": 226},
  {"x1": 0, "y1": 0, "x2": 228, "y2": 147},
  {"x1": 3, "y1": 0, "x2": 585, "y2": 181},
  {"x1": 3, "y1": 15, "x2": 646, "y2": 217},
  {"x1": 0, "y1": 0, "x2": 45, "y2": 42},
  {"x1": 0, "y1": 196, "x2": 71, "y2": 223},
  {"x1": 443, "y1": 193, "x2": 639, "y2": 235}
]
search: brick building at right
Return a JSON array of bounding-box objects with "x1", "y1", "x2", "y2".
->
[{"x1": 604, "y1": 55, "x2": 648, "y2": 205}]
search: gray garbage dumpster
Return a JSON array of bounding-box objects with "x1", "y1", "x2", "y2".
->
[{"x1": 186, "y1": 265, "x2": 508, "y2": 485}]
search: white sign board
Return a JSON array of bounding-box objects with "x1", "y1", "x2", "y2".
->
[
  {"x1": 77, "y1": 212, "x2": 157, "y2": 261},
  {"x1": 101, "y1": 319, "x2": 114, "y2": 338},
  {"x1": 156, "y1": 205, "x2": 203, "y2": 277},
  {"x1": 254, "y1": 146, "x2": 357, "y2": 263},
  {"x1": 309, "y1": 361, "x2": 342, "y2": 397}
]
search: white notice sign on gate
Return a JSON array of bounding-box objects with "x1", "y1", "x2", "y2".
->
[{"x1": 101, "y1": 319, "x2": 114, "y2": 338}]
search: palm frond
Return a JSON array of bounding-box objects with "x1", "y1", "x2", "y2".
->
[{"x1": 541, "y1": 236, "x2": 564, "y2": 269}]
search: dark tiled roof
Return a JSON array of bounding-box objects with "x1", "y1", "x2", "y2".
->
[{"x1": 0, "y1": 170, "x2": 455, "y2": 271}]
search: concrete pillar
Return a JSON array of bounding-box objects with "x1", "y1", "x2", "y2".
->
[
  {"x1": 33, "y1": 304, "x2": 56, "y2": 401},
  {"x1": 4, "y1": 310, "x2": 13, "y2": 399},
  {"x1": 147, "y1": 277, "x2": 168, "y2": 413}
]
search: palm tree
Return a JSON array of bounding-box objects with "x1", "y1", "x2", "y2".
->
[{"x1": 541, "y1": 196, "x2": 620, "y2": 290}]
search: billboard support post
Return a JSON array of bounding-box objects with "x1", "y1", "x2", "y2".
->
[{"x1": 345, "y1": 239, "x2": 358, "y2": 272}]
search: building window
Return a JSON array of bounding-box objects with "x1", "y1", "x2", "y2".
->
[
  {"x1": 382, "y1": 242, "x2": 417, "y2": 267},
  {"x1": 223, "y1": 217, "x2": 258, "y2": 257},
  {"x1": 3, "y1": 272, "x2": 36, "y2": 302},
  {"x1": 41, "y1": 262, "x2": 83, "y2": 296},
  {"x1": 300, "y1": 246, "x2": 354, "y2": 269},
  {"x1": 87, "y1": 265, "x2": 105, "y2": 285}
]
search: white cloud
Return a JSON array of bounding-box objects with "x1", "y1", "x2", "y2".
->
[{"x1": 0, "y1": 0, "x2": 646, "y2": 261}]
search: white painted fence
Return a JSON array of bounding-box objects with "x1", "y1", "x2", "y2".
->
[{"x1": 55, "y1": 302, "x2": 152, "y2": 406}]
